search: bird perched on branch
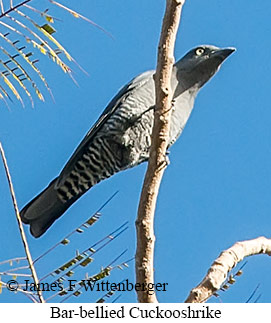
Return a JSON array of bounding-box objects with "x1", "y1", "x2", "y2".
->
[{"x1": 20, "y1": 45, "x2": 235, "y2": 238}]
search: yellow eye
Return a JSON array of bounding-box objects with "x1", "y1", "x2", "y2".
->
[{"x1": 195, "y1": 48, "x2": 205, "y2": 56}]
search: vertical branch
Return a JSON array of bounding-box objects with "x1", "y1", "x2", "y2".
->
[
  {"x1": 0, "y1": 142, "x2": 44, "y2": 303},
  {"x1": 135, "y1": 0, "x2": 185, "y2": 303}
]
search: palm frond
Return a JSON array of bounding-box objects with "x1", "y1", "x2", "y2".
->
[{"x1": 0, "y1": 0, "x2": 108, "y2": 107}]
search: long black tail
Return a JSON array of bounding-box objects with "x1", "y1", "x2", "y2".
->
[{"x1": 20, "y1": 178, "x2": 75, "y2": 238}]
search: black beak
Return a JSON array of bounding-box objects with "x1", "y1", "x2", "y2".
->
[{"x1": 211, "y1": 47, "x2": 236, "y2": 61}]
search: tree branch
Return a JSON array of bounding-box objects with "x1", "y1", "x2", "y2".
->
[
  {"x1": 0, "y1": 142, "x2": 44, "y2": 303},
  {"x1": 185, "y1": 236, "x2": 271, "y2": 303},
  {"x1": 135, "y1": 0, "x2": 185, "y2": 303}
]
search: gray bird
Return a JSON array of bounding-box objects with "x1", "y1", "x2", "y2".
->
[{"x1": 20, "y1": 45, "x2": 235, "y2": 238}]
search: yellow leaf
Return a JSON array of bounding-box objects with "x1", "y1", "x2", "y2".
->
[
  {"x1": 36, "y1": 90, "x2": 44, "y2": 101},
  {"x1": 80, "y1": 257, "x2": 93, "y2": 267},
  {"x1": 73, "y1": 291, "x2": 81, "y2": 297},
  {"x1": 72, "y1": 12, "x2": 79, "y2": 18},
  {"x1": 60, "y1": 238, "x2": 69, "y2": 245},
  {"x1": 41, "y1": 24, "x2": 56, "y2": 35},
  {"x1": 2, "y1": 75, "x2": 22, "y2": 102},
  {"x1": 45, "y1": 15, "x2": 54, "y2": 23}
]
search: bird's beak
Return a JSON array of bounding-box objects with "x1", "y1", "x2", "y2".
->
[{"x1": 211, "y1": 47, "x2": 236, "y2": 61}]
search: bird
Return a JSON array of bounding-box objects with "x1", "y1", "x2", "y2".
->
[{"x1": 20, "y1": 45, "x2": 235, "y2": 238}]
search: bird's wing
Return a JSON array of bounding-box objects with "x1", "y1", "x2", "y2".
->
[{"x1": 56, "y1": 70, "x2": 155, "y2": 188}]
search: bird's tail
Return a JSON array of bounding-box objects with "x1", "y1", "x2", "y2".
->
[{"x1": 20, "y1": 178, "x2": 74, "y2": 238}]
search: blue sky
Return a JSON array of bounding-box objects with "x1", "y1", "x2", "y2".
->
[{"x1": 0, "y1": 0, "x2": 271, "y2": 303}]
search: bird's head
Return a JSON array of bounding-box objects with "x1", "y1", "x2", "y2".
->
[{"x1": 174, "y1": 45, "x2": 235, "y2": 91}]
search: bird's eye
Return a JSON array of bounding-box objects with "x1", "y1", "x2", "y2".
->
[{"x1": 195, "y1": 48, "x2": 205, "y2": 56}]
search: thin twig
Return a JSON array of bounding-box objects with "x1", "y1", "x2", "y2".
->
[
  {"x1": 0, "y1": 0, "x2": 31, "y2": 19},
  {"x1": 0, "y1": 256, "x2": 26, "y2": 266},
  {"x1": 23, "y1": 4, "x2": 62, "y2": 22},
  {"x1": 0, "y1": 272, "x2": 32, "y2": 277},
  {"x1": 1, "y1": 265, "x2": 29, "y2": 273},
  {"x1": 135, "y1": 0, "x2": 185, "y2": 303},
  {"x1": 246, "y1": 283, "x2": 260, "y2": 303},
  {"x1": 0, "y1": 142, "x2": 44, "y2": 303}
]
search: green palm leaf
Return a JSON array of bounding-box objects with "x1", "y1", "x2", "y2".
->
[{"x1": 0, "y1": 0, "x2": 108, "y2": 107}]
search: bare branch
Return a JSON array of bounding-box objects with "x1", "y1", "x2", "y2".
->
[
  {"x1": 0, "y1": 142, "x2": 44, "y2": 303},
  {"x1": 0, "y1": 256, "x2": 26, "y2": 266},
  {"x1": 185, "y1": 236, "x2": 271, "y2": 303},
  {"x1": 135, "y1": 0, "x2": 185, "y2": 303}
]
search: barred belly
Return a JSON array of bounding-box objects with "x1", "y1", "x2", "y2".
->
[{"x1": 57, "y1": 136, "x2": 123, "y2": 202}]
